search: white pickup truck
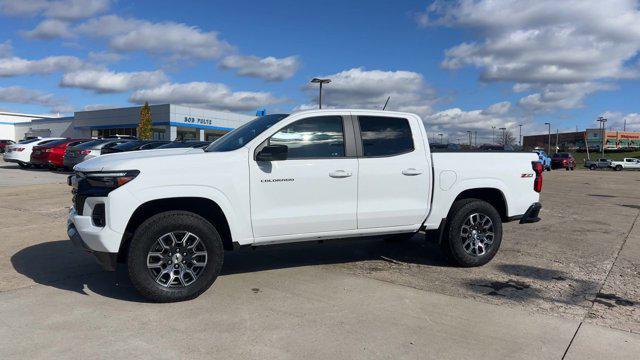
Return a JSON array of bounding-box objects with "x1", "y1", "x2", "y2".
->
[
  {"x1": 610, "y1": 158, "x2": 640, "y2": 171},
  {"x1": 68, "y1": 109, "x2": 543, "y2": 302}
]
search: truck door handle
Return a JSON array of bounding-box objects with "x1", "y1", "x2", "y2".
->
[
  {"x1": 402, "y1": 168, "x2": 422, "y2": 176},
  {"x1": 329, "y1": 170, "x2": 352, "y2": 178}
]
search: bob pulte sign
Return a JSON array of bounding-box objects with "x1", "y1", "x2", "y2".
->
[{"x1": 183, "y1": 116, "x2": 213, "y2": 126}]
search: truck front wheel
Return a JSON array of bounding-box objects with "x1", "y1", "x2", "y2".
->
[
  {"x1": 442, "y1": 199, "x2": 503, "y2": 267},
  {"x1": 127, "y1": 211, "x2": 224, "y2": 302}
]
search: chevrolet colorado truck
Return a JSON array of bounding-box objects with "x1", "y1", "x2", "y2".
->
[
  {"x1": 67, "y1": 109, "x2": 542, "y2": 302},
  {"x1": 610, "y1": 158, "x2": 640, "y2": 171}
]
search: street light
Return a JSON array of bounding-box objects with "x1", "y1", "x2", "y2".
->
[
  {"x1": 492, "y1": 126, "x2": 496, "y2": 144},
  {"x1": 438, "y1": 133, "x2": 443, "y2": 144},
  {"x1": 544, "y1": 122, "x2": 551, "y2": 155},
  {"x1": 596, "y1": 116, "x2": 607, "y2": 157},
  {"x1": 310, "y1": 78, "x2": 331, "y2": 109}
]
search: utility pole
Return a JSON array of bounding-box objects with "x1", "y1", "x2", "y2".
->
[
  {"x1": 492, "y1": 126, "x2": 495, "y2": 144},
  {"x1": 624, "y1": 119, "x2": 627, "y2": 131},
  {"x1": 597, "y1": 116, "x2": 607, "y2": 157},
  {"x1": 310, "y1": 78, "x2": 331, "y2": 109},
  {"x1": 544, "y1": 122, "x2": 551, "y2": 155},
  {"x1": 438, "y1": 133, "x2": 443, "y2": 144},
  {"x1": 518, "y1": 124, "x2": 523, "y2": 147},
  {"x1": 499, "y1": 127, "x2": 506, "y2": 145},
  {"x1": 556, "y1": 128, "x2": 559, "y2": 152},
  {"x1": 467, "y1": 131, "x2": 472, "y2": 146},
  {"x1": 474, "y1": 131, "x2": 477, "y2": 146}
]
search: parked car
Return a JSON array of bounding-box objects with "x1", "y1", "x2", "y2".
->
[
  {"x1": 3, "y1": 137, "x2": 64, "y2": 168},
  {"x1": 534, "y1": 150, "x2": 552, "y2": 171},
  {"x1": 551, "y1": 152, "x2": 576, "y2": 170},
  {"x1": 0, "y1": 139, "x2": 16, "y2": 153},
  {"x1": 68, "y1": 109, "x2": 542, "y2": 302},
  {"x1": 478, "y1": 144, "x2": 515, "y2": 151},
  {"x1": 63, "y1": 139, "x2": 132, "y2": 169},
  {"x1": 610, "y1": 158, "x2": 640, "y2": 171},
  {"x1": 584, "y1": 158, "x2": 612, "y2": 170},
  {"x1": 30, "y1": 139, "x2": 90, "y2": 169},
  {"x1": 155, "y1": 140, "x2": 211, "y2": 149},
  {"x1": 430, "y1": 143, "x2": 461, "y2": 151},
  {"x1": 101, "y1": 140, "x2": 170, "y2": 154}
]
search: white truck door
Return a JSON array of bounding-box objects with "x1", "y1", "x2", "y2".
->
[
  {"x1": 355, "y1": 115, "x2": 430, "y2": 229},
  {"x1": 250, "y1": 115, "x2": 358, "y2": 239}
]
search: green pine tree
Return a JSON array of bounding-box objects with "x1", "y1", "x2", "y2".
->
[{"x1": 137, "y1": 102, "x2": 153, "y2": 140}]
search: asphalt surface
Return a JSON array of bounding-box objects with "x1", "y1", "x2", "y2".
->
[{"x1": 0, "y1": 163, "x2": 639, "y2": 359}]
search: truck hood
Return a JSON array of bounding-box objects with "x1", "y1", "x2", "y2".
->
[{"x1": 73, "y1": 148, "x2": 203, "y2": 172}]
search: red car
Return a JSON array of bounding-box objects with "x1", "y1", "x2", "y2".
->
[
  {"x1": 551, "y1": 152, "x2": 576, "y2": 171},
  {"x1": 30, "y1": 139, "x2": 89, "y2": 169}
]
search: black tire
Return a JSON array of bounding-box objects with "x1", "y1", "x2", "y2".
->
[
  {"x1": 441, "y1": 199, "x2": 503, "y2": 267},
  {"x1": 127, "y1": 211, "x2": 224, "y2": 302},
  {"x1": 565, "y1": 167, "x2": 570, "y2": 171},
  {"x1": 615, "y1": 165, "x2": 623, "y2": 171},
  {"x1": 570, "y1": 166, "x2": 574, "y2": 171},
  {"x1": 17, "y1": 162, "x2": 28, "y2": 168},
  {"x1": 589, "y1": 165, "x2": 596, "y2": 170}
]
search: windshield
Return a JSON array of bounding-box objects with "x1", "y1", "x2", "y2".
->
[
  {"x1": 74, "y1": 140, "x2": 107, "y2": 149},
  {"x1": 18, "y1": 138, "x2": 40, "y2": 144},
  {"x1": 205, "y1": 114, "x2": 289, "y2": 152}
]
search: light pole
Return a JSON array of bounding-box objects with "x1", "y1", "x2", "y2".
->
[
  {"x1": 518, "y1": 124, "x2": 523, "y2": 147},
  {"x1": 438, "y1": 133, "x2": 443, "y2": 144},
  {"x1": 499, "y1": 127, "x2": 506, "y2": 145},
  {"x1": 492, "y1": 126, "x2": 495, "y2": 144},
  {"x1": 597, "y1": 116, "x2": 607, "y2": 157},
  {"x1": 544, "y1": 122, "x2": 551, "y2": 155},
  {"x1": 310, "y1": 78, "x2": 331, "y2": 109},
  {"x1": 474, "y1": 131, "x2": 478, "y2": 146},
  {"x1": 467, "y1": 131, "x2": 472, "y2": 146}
]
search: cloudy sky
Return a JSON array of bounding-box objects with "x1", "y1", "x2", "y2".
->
[{"x1": 1, "y1": 0, "x2": 639, "y2": 142}]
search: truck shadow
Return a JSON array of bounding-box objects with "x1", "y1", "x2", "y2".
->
[
  {"x1": 11, "y1": 235, "x2": 447, "y2": 302},
  {"x1": 463, "y1": 264, "x2": 600, "y2": 307}
]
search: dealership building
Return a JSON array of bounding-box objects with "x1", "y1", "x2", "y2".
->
[
  {"x1": 0, "y1": 104, "x2": 255, "y2": 142},
  {"x1": 523, "y1": 128, "x2": 640, "y2": 151}
]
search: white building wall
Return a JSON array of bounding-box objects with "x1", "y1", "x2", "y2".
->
[{"x1": 0, "y1": 112, "x2": 62, "y2": 141}]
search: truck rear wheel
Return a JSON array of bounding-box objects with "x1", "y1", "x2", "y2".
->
[
  {"x1": 127, "y1": 211, "x2": 224, "y2": 302},
  {"x1": 442, "y1": 199, "x2": 503, "y2": 267}
]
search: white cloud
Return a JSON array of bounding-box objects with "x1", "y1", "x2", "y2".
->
[
  {"x1": 0, "y1": 0, "x2": 111, "y2": 20},
  {"x1": 0, "y1": 85, "x2": 63, "y2": 106},
  {"x1": 600, "y1": 111, "x2": 640, "y2": 131},
  {"x1": 129, "y1": 82, "x2": 285, "y2": 112},
  {"x1": 60, "y1": 69, "x2": 168, "y2": 93},
  {"x1": 517, "y1": 83, "x2": 615, "y2": 112},
  {"x1": 423, "y1": 102, "x2": 523, "y2": 143},
  {"x1": 300, "y1": 67, "x2": 436, "y2": 115},
  {"x1": 78, "y1": 15, "x2": 233, "y2": 60},
  {"x1": 0, "y1": 40, "x2": 12, "y2": 57},
  {"x1": 418, "y1": 0, "x2": 640, "y2": 110},
  {"x1": 220, "y1": 55, "x2": 300, "y2": 81},
  {"x1": 88, "y1": 51, "x2": 122, "y2": 63},
  {"x1": 23, "y1": 19, "x2": 73, "y2": 39},
  {"x1": 0, "y1": 54, "x2": 90, "y2": 77}
]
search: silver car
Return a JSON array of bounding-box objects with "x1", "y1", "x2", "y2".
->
[{"x1": 63, "y1": 139, "x2": 132, "y2": 169}]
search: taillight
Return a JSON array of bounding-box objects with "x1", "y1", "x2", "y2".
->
[
  {"x1": 532, "y1": 161, "x2": 543, "y2": 193},
  {"x1": 81, "y1": 150, "x2": 91, "y2": 155},
  {"x1": 15, "y1": 147, "x2": 25, "y2": 152}
]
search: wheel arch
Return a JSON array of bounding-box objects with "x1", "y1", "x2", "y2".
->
[
  {"x1": 118, "y1": 197, "x2": 235, "y2": 263},
  {"x1": 451, "y1": 188, "x2": 508, "y2": 221}
]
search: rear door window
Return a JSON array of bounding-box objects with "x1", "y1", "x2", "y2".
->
[{"x1": 357, "y1": 116, "x2": 414, "y2": 157}]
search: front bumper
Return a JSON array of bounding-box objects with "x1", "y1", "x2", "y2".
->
[
  {"x1": 67, "y1": 222, "x2": 118, "y2": 271},
  {"x1": 519, "y1": 202, "x2": 542, "y2": 224}
]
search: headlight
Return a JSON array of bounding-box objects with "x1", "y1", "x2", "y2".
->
[{"x1": 84, "y1": 170, "x2": 140, "y2": 188}]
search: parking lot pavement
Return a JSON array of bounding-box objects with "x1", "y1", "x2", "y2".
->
[
  {"x1": 0, "y1": 163, "x2": 69, "y2": 187},
  {"x1": 0, "y1": 165, "x2": 639, "y2": 359}
]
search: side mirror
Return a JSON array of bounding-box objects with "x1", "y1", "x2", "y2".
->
[{"x1": 256, "y1": 144, "x2": 288, "y2": 161}]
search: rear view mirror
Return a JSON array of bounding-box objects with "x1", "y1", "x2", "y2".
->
[{"x1": 256, "y1": 144, "x2": 288, "y2": 161}]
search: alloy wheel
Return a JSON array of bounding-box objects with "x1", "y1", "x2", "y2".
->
[
  {"x1": 146, "y1": 231, "x2": 208, "y2": 287},
  {"x1": 460, "y1": 213, "x2": 494, "y2": 257}
]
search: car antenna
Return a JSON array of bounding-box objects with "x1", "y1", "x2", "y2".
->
[{"x1": 382, "y1": 96, "x2": 390, "y2": 110}]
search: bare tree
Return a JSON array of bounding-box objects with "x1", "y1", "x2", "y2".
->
[{"x1": 498, "y1": 129, "x2": 517, "y2": 146}]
